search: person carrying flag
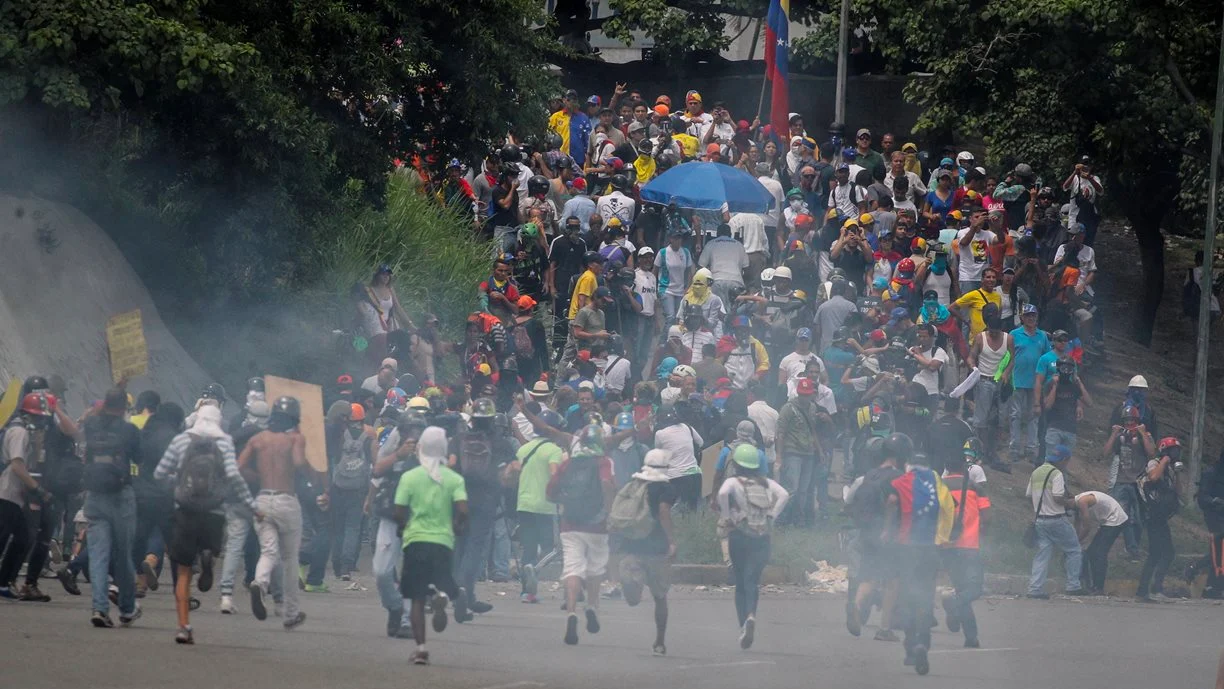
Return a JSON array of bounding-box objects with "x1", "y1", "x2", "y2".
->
[{"x1": 884, "y1": 433, "x2": 954, "y2": 676}]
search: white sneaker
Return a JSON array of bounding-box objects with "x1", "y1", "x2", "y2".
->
[{"x1": 220, "y1": 595, "x2": 236, "y2": 614}]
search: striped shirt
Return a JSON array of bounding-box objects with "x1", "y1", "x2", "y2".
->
[{"x1": 154, "y1": 432, "x2": 257, "y2": 512}]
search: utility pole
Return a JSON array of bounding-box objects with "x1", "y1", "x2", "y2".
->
[
  {"x1": 1190, "y1": 13, "x2": 1224, "y2": 488},
  {"x1": 834, "y1": 0, "x2": 849, "y2": 125}
]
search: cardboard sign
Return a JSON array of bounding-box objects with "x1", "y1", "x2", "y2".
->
[
  {"x1": 263, "y1": 375, "x2": 328, "y2": 474},
  {"x1": 106, "y1": 309, "x2": 148, "y2": 383},
  {"x1": 700, "y1": 442, "x2": 724, "y2": 497}
]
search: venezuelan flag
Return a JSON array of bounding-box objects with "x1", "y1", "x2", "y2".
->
[{"x1": 764, "y1": 0, "x2": 790, "y2": 140}]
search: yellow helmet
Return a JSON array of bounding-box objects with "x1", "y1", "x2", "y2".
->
[{"x1": 407, "y1": 396, "x2": 430, "y2": 411}]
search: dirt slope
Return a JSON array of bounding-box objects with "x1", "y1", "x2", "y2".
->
[{"x1": 0, "y1": 193, "x2": 211, "y2": 411}]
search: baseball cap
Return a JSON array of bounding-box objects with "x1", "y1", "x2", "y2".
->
[
  {"x1": 856, "y1": 128, "x2": 872, "y2": 138},
  {"x1": 593, "y1": 286, "x2": 613, "y2": 300},
  {"x1": 336, "y1": 374, "x2": 354, "y2": 386},
  {"x1": 578, "y1": 380, "x2": 596, "y2": 391},
  {"x1": 667, "y1": 325, "x2": 684, "y2": 339},
  {"x1": 517, "y1": 295, "x2": 537, "y2": 311},
  {"x1": 1052, "y1": 329, "x2": 1071, "y2": 341},
  {"x1": 797, "y1": 378, "x2": 816, "y2": 396},
  {"x1": 842, "y1": 147, "x2": 857, "y2": 160},
  {"x1": 686, "y1": 90, "x2": 702, "y2": 103},
  {"x1": 889, "y1": 307, "x2": 910, "y2": 321},
  {"x1": 1067, "y1": 223, "x2": 1085, "y2": 235},
  {"x1": 628, "y1": 120, "x2": 646, "y2": 133},
  {"x1": 570, "y1": 178, "x2": 587, "y2": 192},
  {"x1": 837, "y1": 162, "x2": 850, "y2": 171},
  {"x1": 796, "y1": 327, "x2": 813, "y2": 340},
  {"x1": 1046, "y1": 445, "x2": 1072, "y2": 463},
  {"x1": 826, "y1": 208, "x2": 840, "y2": 220},
  {"x1": 869, "y1": 329, "x2": 887, "y2": 342},
  {"x1": 638, "y1": 246, "x2": 655, "y2": 257},
  {"x1": 706, "y1": 143, "x2": 721, "y2": 156},
  {"x1": 607, "y1": 217, "x2": 623, "y2": 228},
  {"x1": 655, "y1": 95, "x2": 672, "y2": 107},
  {"x1": 563, "y1": 88, "x2": 578, "y2": 99},
  {"x1": 1022, "y1": 303, "x2": 1039, "y2": 315},
  {"x1": 586, "y1": 95, "x2": 601, "y2": 106},
  {"x1": 940, "y1": 157, "x2": 955, "y2": 167},
  {"x1": 653, "y1": 104, "x2": 670, "y2": 117},
  {"x1": 732, "y1": 314, "x2": 752, "y2": 328},
  {"x1": 922, "y1": 290, "x2": 939, "y2": 301},
  {"x1": 737, "y1": 119, "x2": 751, "y2": 131}
]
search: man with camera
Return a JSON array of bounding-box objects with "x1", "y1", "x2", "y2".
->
[
  {"x1": 830, "y1": 218, "x2": 872, "y2": 288},
  {"x1": 1062, "y1": 155, "x2": 1103, "y2": 245}
]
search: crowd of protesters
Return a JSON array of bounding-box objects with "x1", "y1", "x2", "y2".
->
[{"x1": 2, "y1": 84, "x2": 1223, "y2": 675}]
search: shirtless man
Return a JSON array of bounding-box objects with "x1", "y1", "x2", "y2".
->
[{"x1": 237, "y1": 396, "x2": 329, "y2": 630}]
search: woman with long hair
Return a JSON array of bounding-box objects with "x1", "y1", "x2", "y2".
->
[{"x1": 355, "y1": 264, "x2": 414, "y2": 366}]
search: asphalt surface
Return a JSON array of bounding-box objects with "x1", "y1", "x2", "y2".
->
[{"x1": 2, "y1": 575, "x2": 1221, "y2": 689}]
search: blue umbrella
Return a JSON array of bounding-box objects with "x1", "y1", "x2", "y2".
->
[{"x1": 640, "y1": 162, "x2": 775, "y2": 213}]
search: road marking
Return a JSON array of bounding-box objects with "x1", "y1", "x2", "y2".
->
[
  {"x1": 674, "y1": 661, "x2": 778, "y2": 670},
  {"x1": 479, "y1": 682, "x2": 547, "y2": 689},
  {"x1": 929, "y1": 647, "x2": 1020, "y2": 655}
]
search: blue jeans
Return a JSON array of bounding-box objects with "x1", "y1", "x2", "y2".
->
[
  {"x1": 1109, "y1": 483, "x2": 1143, "y2": 553},
  {"x1": 491, "y1": 517, "x2": 511, "y2": 580},
  {"x1": 455, "y1": 501, "x2": 496, "y2": 604},
  {"x1": 1028, "y1": 516, "x2": 1083, "y2": 594},
  {"x1": 780, "y1": 453, "x2": 827, "y2": 524},
  {"x1": 330, "y1": 487, "x2": 365, "y2": 577},
  {"x1": 85, "y1": 487, "x2": 138, "y2": 616},
  {"x1": 1009, "y1": 387, "x2": 1039, "y2": 461},
  {"x1": 373, "y1": 518, "x2": 402, "y2": 613},
  {"x1": 728, "y1": 530, "x2": 770, "y2": 626},
  {"x1": 659, "y1": 293, "x2": 683, "y2": 324},
  {"x1": 1044, "y1": 427, "x2": 1077, "y2": 453}
]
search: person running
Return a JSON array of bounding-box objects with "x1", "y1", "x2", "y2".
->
[
  {"x1": 716, "y1": 443, "x2": 790, "y2": 649},
  {"x1": 394, "y1": 426, "x2": 468, "y2": 665},
  {"x1": 370, "y1": 415, "x2": 425, "y2": 638},
  {"x1": 81, "y1": 388, "x2": 143, "y2": 628},
  {"x1": 329, "y1": 403, "x2": 374, "y2": 581},
  {"x1": 510, "y1": 409, "x2": 567, "y2": 604},
  {"x1": 237, "y1": 396, "x2": 327, "y2": 630},
  {"x1": 940, "y1": 449, "x2": 988, "y2": 648},
  {"x1": 547, "y1": 424, "x2": 616, "y2": 646},
  {"x1": 153, "y1": 405, "x2": 260, "y2": 644}
]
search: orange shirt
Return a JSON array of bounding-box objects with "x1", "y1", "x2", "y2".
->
[
  {"x1": 988, "y1": 231, "x2": 1014, "y2": 270},
  {"x1": 942, "y1": 472, "x2": 987, "y2": 549}
]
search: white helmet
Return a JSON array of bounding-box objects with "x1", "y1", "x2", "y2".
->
[
  {"x1": 956, "y1": 151, "x2": 974, "y2": 164},
  {"x1": 773, "y1": 266, "x2": 793, "y2": 280},
  {"x1": 1128, "y1": 375, "x2": 1149, "y2": 389},
  {"x1": 760, "y1": 267, "x2": 776, "y2": 283}
]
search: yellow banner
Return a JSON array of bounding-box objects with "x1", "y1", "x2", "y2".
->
[{"x1": 106, "y1": 309, "x2": 148, "y2": 384}]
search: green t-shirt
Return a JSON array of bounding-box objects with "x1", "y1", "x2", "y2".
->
[
  {"x1": 516, "y1": 438, "x2": 565, "y2": 515},
  {"x1": 394, "y1": 465, "x2": 468, "y2": 550}
]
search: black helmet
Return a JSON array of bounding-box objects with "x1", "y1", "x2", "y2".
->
[
  {"x1": 528, "y1": 175, "x2": 550, "y2": 196},
  {"x1": 608, "y1": 334, "x2": 625, "y2": 355},
  {"x1": 832, "y1": 326, "x2": 853, "y2": 344},
  {"x1": 546, "y1": 132, "x2": 563, "y2": 150},
  {"x1": 397, "y1": 414, "x2": 428, "y2": 440},
  {"x1": 962, "y1": 436, "x2": 982, "y2": 461},
  {"x1": 272, "y1": 396, "x2": 301, "y2": 421},
  {"x1": 247, "y1": 376, "x2": 265, "y2": 393},
  {"x1": 201, "y1": 383, "x2": 227, "y2": 401},
  {"x1": 471, "y1": 397, "x2": 496, "y2": 419},
  {"x1": 23, "y1": 375, "x2": 49, "y2": 393},
  {"x1": 882, "y1": 432, "x2": 914, "y2": 460},
  {"x1": 656, "y1": 152, "x2": 678, "y2": 170},
  {"x1": 656, "y1": 404, "x2": 679, "y2": 428},
  {"x1": 499, "y1": 144, "x2": 522, "y2": 163},
  {"x1": 583, "y1": 251, "x2": 604, "y2": 265},
  {"x1": 553, "y1": 154, "x2": 573, "y2": 171},
  {"x1": 610, "y1": 174, "x2": 629, "y2": 192}
]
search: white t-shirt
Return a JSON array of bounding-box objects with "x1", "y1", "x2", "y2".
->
[
  {"x1": 1052, "y1": 244, "x2": 1097, "y2": 294},
  {"x1": 654, "y1": 423, "x2": 703, "y2": 479},
  {"x1": 654, "y1": 246, "x2": 694, "y2": 297},
  {"x1": 679, "y1": 330, "x2": 717, "y2": 364},
  {"x1": 1077, "y1": 491, "x2": 1127, "y2": 527},
  {"x1": 758, "y1": 176, "x2": 785, "y2": 227},
  {"x1": 598, "y1": 355, "x2": 633, "y2": 394},
  {"x1": 730, "y1": 212, "x2": 769, "y2": 255},
  {"x1": 944, "y1": 464, "x2": 987, "y2": 487},
  {"x1": 699, "y1": 121, "x2": 735, "y2": 144},
  {"x1": 778, "y1": 351, "x2": 825, "y2": 386},
  {"x1": 597, "y1": 192, "x2": 637, "y2": 227},
  {"x1": 600, "y1": 239, "x2": 637, "y2": 256},
  {"x1": 911, "y1": 346, "x2": 949, "y2": 395},
  {"x1": 633, "y1": 269, "x2": 658, "y2": 316},
  {"x1": 892, "y1": 198, "x2": 918, "y2": 223},
  {"x1": 955, "y1": 228, "x2": 996, "y2": 282},
  {"x1": 829, "y1": 183, "x2": 861, "y2": 218},
  {"x1": 1027, "y1": 467, "x2": 1067, "y2": 517},
  {"x1": 683, "y1": 112, "x2": 714, "y2": 137}
]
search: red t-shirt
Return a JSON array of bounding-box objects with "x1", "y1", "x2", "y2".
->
[{"x1": 546, "y1": 455, "x2": 614, "y2": 534}]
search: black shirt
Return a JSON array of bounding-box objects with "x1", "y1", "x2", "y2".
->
[
  {"x1": 549, "y1": 234, "x2": 588, "y2": 299},
  {"x1": 1047, "y1": 376, "x2": 1082, "y2": 432},
  {"x1": 835, "y1": 245, "x2": 871, "y2": 285},
  {"x1": 514, "y1": 241, "x2": 549, "y2": 299},
  {"x1": 489, "y1": 186, "x2": 519, "y2": 229},
  {"x1": 926, "y1": 413, "x2": 973, "y2": 470},
  {"x1": 620, "y1": 480, "x2": 678, "y2": 556}
]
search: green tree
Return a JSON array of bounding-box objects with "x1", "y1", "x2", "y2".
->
[{"x1": 819, "y1": 0, "x2": 1222, "y2": 344}]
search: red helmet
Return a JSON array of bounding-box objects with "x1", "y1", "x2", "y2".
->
[
  {"x1": 20, "y1": 391, "x2": 56, "y2": 416},
  {"x1": 1157, "y1": 436, "x2": 1181, "y2": 453},
  {"x1": 897, "y1": 257, "x2": 916, "y2": 273}
]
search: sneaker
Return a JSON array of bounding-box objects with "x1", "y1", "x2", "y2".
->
[
  {"x1": 135, "y1": 582, "x2": 147, "y2": 599},
  {"x1": 873, "y1": 629, "x2": 899, "y2": 642},
  {"x1": 520, "y1": 593, "x2": 538, "y2": 604},
  {"x1": 91, "y1": 610, "x2": 115, "y2": 628},
  {"x1": 943, "y1": 597, "x2": 961, "y2": 633},
  {"x1": 0, "y1": 586, "x2": 16, "y2": 600},
  {"x1": 585, "y1": 607, "x2": 601, "y2": 634},
  {"x1": 119, "y1": 603, "x2": 142, "y2": 626},
  {"x1": 564, "y1": 613, "x2": 579, "y2": 645},
  {"x1": 197, "y1": 551, "x2": 214, "y2": 593},
  {"x1": 298, "y1": 565, "x2": 307, "y2": 591},
  {"x1": 141, "y1": 556, "x2": 159, "y2": 591},
  {"x1": 739, "y1": 616, "x2": 755, "y2": 649},
  {"x1": 108, "y1": 585, "x2": 119, "y2": 606},
  {"x1": 340, "y1": 573, "x2": 351, "y2": 582},
  {"x1": 283, "y1": 612, "x2": 307, "y2": 630},
  {"x1": 188, "y1": 597, "x2": 200, "y2": 611},
  {"x1": 18, "y1": 584, "x2": 51, "y2": 602},
  {"x1": 56, "y1": 569, "x2": 81, "y2": 596},
  {"x1": 387, "y1": 609, "x2": 404, "y2": 637},
  {"x1": 304, "y1": 583, "x2": 330, "y2": 593},
  {"x1": 175, "y1": 626, "x2": 194, "y2": 644},
  {"x1": 470, "y1": 600, "x2": 493, "y2": 614},
  {"x1": 652, "y1": 643, "x2": 667, "y2": 656},
  {"x1": 410, "y1": 649, "x2": 430, "y2": 665},
  {"x1": 1025, "y1": 592, "x2": 1050, "y2": 600},
  {"x1": 845, "y1": 601, "x2": 861, "y2": 637},
  {"x1": 1148, "y1": 592, "x2": 1175, "y2": 603},
  {"x1": 521, "y1": 564, "x2": 538, "y2": 596},
  {"x1": 964, "y1": 637, "x2": 981, "y2": 648},
  {"x1": 220, "y1": 595, "x2": 236, "y2": 614},
  {"x1": 913, "y1": 644, "x2": 929, "y2": 675},
  {"x1": 431, "y1": 592, "x2": 449, "y2": 633},
  {"x1": 453, "y1": 589, "x2": 473, "y2": 624},
  {"x1": 249, "y1": 582, "x2": 267, "y2": 620}
]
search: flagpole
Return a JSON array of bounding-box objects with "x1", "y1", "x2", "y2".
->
[
  {"x1": 834, "y1": 0, "x2": 849, "y2": 124},
  {"x1": 756, "y1": 18, "x2": 768, "y2": 119}
]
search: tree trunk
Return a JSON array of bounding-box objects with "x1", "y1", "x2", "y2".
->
[{"x1": 1130, "y1": 208, "x2": 1166, "y2": 347}]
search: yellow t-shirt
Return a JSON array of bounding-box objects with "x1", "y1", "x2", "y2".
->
[
  {"x1": 673, "y1": 133, "x2": 699, "y2": 159},
  {"x1": 548, "y1": 110, "x2": 571, "y2": 155},
  {"x1": 954, "y1": 288, "x2": 1002, "y2": 340},
  {"x1": 569, "y1": 269, "x2": 598, "y2": 319}
]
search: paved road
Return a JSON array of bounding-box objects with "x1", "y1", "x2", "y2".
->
[{"x1": 2, "y1": 579, "x2": 1220, "y2": 689}]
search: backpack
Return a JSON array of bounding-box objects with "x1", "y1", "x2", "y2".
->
[
  {"x1": 83, "y1": 419, "x2": 131, "y2": 494},
  {"x1": 173, "y1": 436, "x2": 227, "y2": 512},
  {"x1": 332, "y1": 429, "x2": 372, "y2": 491},
  {"x1": 556, "y1": 455, "x2": 607, "y2": 525},
  {"x1": 512, "y1": 323, "x2": 534, "y2": 359},
  {"x1": 458, "y1": 430, "x2": 497, "y2": 486},
  {"x1": 1137, "y1": 467, "x2": 1179, "y2": 521},
  {"x1": 735, "y1": 476, "x2": 775, "y2": 536},
  {"x1": 607, "y1": 479, "x2": 655, "y2": 539}
]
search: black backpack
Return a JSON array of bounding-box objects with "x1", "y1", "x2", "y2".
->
[
  {"x1": 557, "y1": 455, "x2": 607, "y2": 525},
  {"x1": 174, "y1": 436, "x2": 227, "y2": 512},
  {"x1": 458, "y1": 430, "x2": 497, "y2": 486},
  {"x1": 83, "y1": 420, "x2": 131, "y2": 494}
]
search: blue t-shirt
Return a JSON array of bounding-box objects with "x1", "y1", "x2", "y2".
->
[
  {"x1": 822, "y1": 345, "x2": 859, "y2": 398},
  {"x1": 715, "y1": 445, "x2": 770, "y2": 478},
  {"x1": 1036, "y1": 350, "x2": 1074, "y2": 381},
  {"x1": 1008, "y1": 327, "x2": 1051, "y2": 390}
]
